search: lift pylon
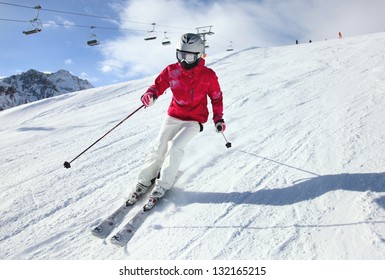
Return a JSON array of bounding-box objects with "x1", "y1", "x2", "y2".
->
[{"x1": 196, "y1": 25, "x2": 214, "y2": 54}]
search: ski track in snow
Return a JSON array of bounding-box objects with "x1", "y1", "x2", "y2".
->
[{"x1": 1, "y1": 32, "x2": 385, "y2": 259}]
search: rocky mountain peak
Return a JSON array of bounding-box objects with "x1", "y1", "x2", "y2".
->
[{"x1": 0, "y1": 69, "x2": 94, "y2": 110}]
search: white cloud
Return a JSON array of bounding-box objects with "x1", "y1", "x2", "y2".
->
[
  {"x1": 65, "y1": 59, "x2": 73, "y2": 65},
  {"x1": 98, "y1": 0, "x2": 266, "y2": 80},
  {"x1": 79, "y1": 72, "x2": 99, "y2": 83},
  {"x1": 97, "y1": 0, "x2": 385, "y2": 82},
  {"x1": 43, "y1": 16, "x2": 76, "y2": 29}
]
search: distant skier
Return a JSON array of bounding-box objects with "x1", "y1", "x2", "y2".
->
[
  {"x1": 128, "y1": 33, "x2": 226, "y2": 209},
  {"x1": 338, "y1": 32, "x2": 342, "y2": 39}
]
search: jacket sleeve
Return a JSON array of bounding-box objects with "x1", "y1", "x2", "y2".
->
[
  {"x1": 207, "y1": 71, "x2": 224, "y2": 123},
  {"x1": 145, "y1": 66, "x2": 170, "y2": 97}
]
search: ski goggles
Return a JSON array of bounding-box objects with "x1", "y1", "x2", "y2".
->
[{"x1": 176, "y1": 50, "x2": 200, "y2": 64}]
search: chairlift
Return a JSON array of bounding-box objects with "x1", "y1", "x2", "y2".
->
[
  {"x1": 226, "y1": 41, "x2": 234, "y2": 51},
  {"x1": 23, "y1": 28, "x2": 41, "y2": 35},
  {"x1": 144, "y1": 23, "x2": 157, "y2": 41},
  {"x1": 22, "y1": 5, "x2": 42, "y2": 35},
  {"x1": 162, "y1": 31, "x2": 171, "y2": 46},
  {"x1": 87, "y1": 26, "x2": 100, "y2": 46}
]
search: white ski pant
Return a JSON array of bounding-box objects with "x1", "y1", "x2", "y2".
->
[{"x1": 138, "y1": 116, "x2": 201, "y2": 190}]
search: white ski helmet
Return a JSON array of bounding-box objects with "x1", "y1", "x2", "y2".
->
[
  {"x1": 176, "y1": 33, "x2": 204, "y2": 69},
  {"x1": 177, "y1": 33, "x2": 205, "y2": 54}
]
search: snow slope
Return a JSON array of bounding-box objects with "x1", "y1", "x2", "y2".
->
[{"x1": 1, "y1": 32, "x2": 385, "y2": 260}]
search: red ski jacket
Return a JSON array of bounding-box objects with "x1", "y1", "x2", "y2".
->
[{"x1": 145, "y1": 59, "x2": 224, "y2": 124}]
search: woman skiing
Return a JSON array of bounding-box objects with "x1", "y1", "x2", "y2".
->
[{"x1": 129, "y1": 33, "x2": 226, "y2": 209}]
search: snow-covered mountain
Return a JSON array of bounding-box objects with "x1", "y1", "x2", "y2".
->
[
  {"x1": 0, "y1": 69, "x2": 94, "y2": 110},
  {"x1": 1, "y1": 32, "x2": 385, "y2": 263}
]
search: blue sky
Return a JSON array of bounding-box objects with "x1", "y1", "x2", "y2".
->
[{"x1": 1, "y1": 0, "x2": 385, "y2": 87}]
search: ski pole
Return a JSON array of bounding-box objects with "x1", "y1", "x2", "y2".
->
[
  {"x1": 221, "y1": 132, "x2": 232, "y2": 148},
  {"x1": 64, "y1": 105, "x2": 145, "y2": 169}
]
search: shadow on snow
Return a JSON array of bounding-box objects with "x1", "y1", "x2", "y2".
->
[{"x1": 175, "y1": 172, "x2": 385, "y2": 209}]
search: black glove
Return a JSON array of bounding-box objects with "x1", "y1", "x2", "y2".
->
[{"x1": 215, "y1": 119, "x2": 226, "y2": 133}]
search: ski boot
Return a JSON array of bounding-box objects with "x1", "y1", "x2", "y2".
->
[
  {"x1": 126, "y1": 182, "x2": 150, "y2": 205},
  {"x1": 143, "y1": 185, "x2": 167, "y2": 211}
]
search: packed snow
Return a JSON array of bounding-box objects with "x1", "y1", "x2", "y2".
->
[{"x1": 1, "y1": 32, "x2": 385, "y2": 261}]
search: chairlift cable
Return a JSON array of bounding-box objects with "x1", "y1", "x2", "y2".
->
[
  {"x1": 0, "y1": 17, "x2": 148, "y2": 32},
  {"x1": 0, "y1": 1, "x2": 191, "y2": 31},
  {"x1": 0, "y1": 1, "x2": 148, "y2": 25},
  {"x1": 0, "y1": 18, "x2": 28, "y2": 23}
]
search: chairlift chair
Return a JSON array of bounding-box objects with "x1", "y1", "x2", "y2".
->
[
  {"x1": 144, "y1": 23, "x2": 157, "y2": 41},
  {"x1": 23, "y1": 5, "x2": 42, "y2": 35},
  {"x1": 162, "y1": 31, "x2": 171, "y2": 46},
  {"x1": 87, "y1": 26, "x2": 100, "y2": 46},
  {"x1": 23, "y1": 28, "x2": 41, "y2": 35},
  {"x1": 87, "y1": 39, "x2": 100, "y2": 46},
  {"x1": 226, "y1": 41, "x2": 234, "y2": 51}
]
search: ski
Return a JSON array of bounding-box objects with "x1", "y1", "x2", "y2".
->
[
  {"x1": 106, "y1": 173, "x2": 179, "y2": 246},
  {"x1": 91, "y1": 200, "x2": 136, "y2": 239},
  {"x1": 110, "y1": 197, "x2": 160, "y2": 247},
  {"x1": 91, "y1": 179, "x2": 157, "y2": 239}
]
